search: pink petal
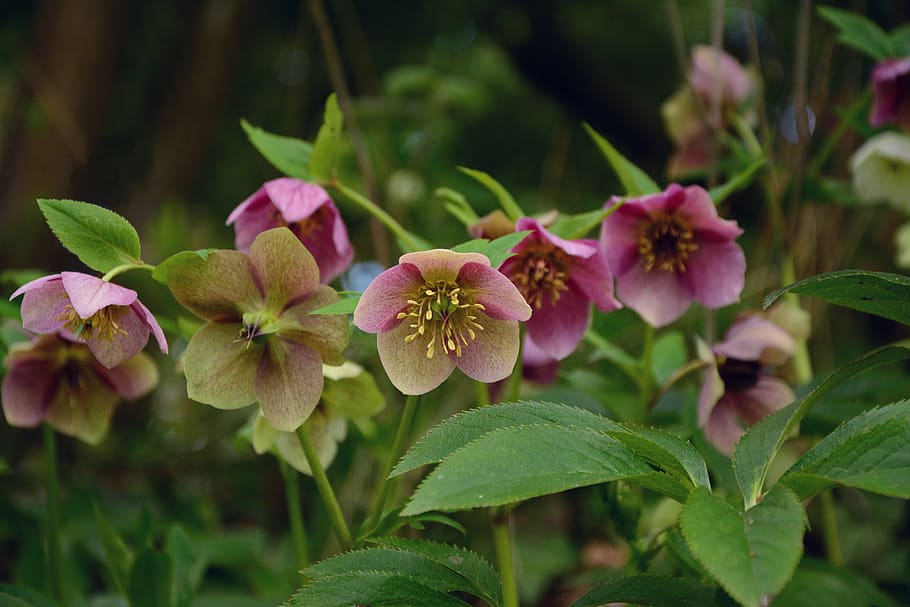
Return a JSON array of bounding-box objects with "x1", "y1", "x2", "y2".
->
[
  {"x1": 567, "y1": 240, "x2": 621, "y2": 312},
  {"x1": 11, "y1": 273, "x2": 62, "y2": 299},
  {"x1": 353, "y1": 263, "x2": 423, "y2": 333},
  {"x1": 399, "y1": 249, "x2": 489, "y2": 283},
  {"x1": 524, "y1": 288, "x2": 591, "y2": 360},
  {"x1": 229, "y1": 187, "x2": 282, "y2": 253},
  {"x1": 704, "y1": 397, "x2": 744, "y2": 456},
  {"x1": 696, "y1": 353, "x2": 723, "y2": 427},
  {"x1": 17, "y1": 276, "x2": 71, "y2": 335},
  {"x1": 455, "y1": 314, "x2": 521, "y2": 383},
  {"x1": 515, "y1": 217, "x2": 598, "y2": 258},
  {"x1": 227, "y1": 184, "x2": 270, "y2": 225},
  {"x1": 457, "y1": 262, "x2": 531, "y2": 321},
  {"x1": 689, "y1": 45, "x2": 752, "y2": 106},
  {"x1": 95, "y1": 352, "x2": 159, "y2": 399},
  {"x1": 713, "y1": 316, "x2": 796, "y2": 366},
  {"x1": 376, "y1": 321, "x2": 456, "y2": 395},
  {"x1": 84, "y1": 307, "x2": 150, "y2": 369},
  {"x1": 870, "y1": 57, "x2": 910, "y2": 127},
  {"x1": 263, "y1": 178, "x2": 332, "y2": 223},
  {"x1": 1, "y1": 340, "x2": 60, "y2": 427},
  {"x1": 248, "y1": 227, "x2": 320, "y2": 312},
  {"x1": 298, "y1": 201, "x2": 354, "y2": 283},
  {"x1": 253, "y1": 338, "x2": 324, "y2": 431},
  {"x1": 682, "y1": 239, "x2": 746, "y2": 309},
  {"x1": 615, "y1": 260, "x2": 693, "y2": 327},
  {"x1": 679, "y1": 186, "x2": 743, "y2": 241},
  {"x1": 131, "y1": 300, "x2": 169, "y2": 354},
  {"x1": 733, "y1": 375, "x2": 795, "y2": 425},
  {"x1": 61, "y1": 272, "x2": 137, "y2": 318}
]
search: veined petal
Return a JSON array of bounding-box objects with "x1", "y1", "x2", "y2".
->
[
  {"x1": 96, "y1": 351, "x2": 159, "y2": 399},
  {"x1": 457, "y1": 262, "x2": 531, "y2": 321},
  {"x1": 524, "y1": 288, "x2": 591, "y2": 360},
  {"x1": 280, "y1": 285, "x2": 350, "y2": 365},
  {"x1": 696, "y1": 338, "x2": 724, "y2": 427},
  {"x1": 272, "y1": 410, "x2": 343, "y2": 475},
  {"x1": 353, "y1": 263, "x2": 422, "y2": 332},
  {"x1": 299, "y1": 201, "x2": 354, "y2": 284},
  {"x1": 399, "y1": 249, "x2": 489, "y2": 282},
  {"x1": 183, "y1": 322, "x2": 259, "y2": 410},
  {"x1": 61, "y1": 272, "x2": 137, "y2": 318},
  {"x1": 253, "y1": 338, "x2": 323, "y2": 432},
  {"x1": 45, "y1": 368, "x2": 120, "y2": 445},
  {"x1": 85, "y1": 307, "x2": 150, "y2": 369},
  {"x1": 168, "y1": 250, "x2": 261, "y2": 320},
  {"x1": 455, "y1": 314, "x2": 520, "y2": 383},
  {"x1": 227, "y1": 185, "x2": 270, "y2": 225},
  {"x1": 600, "y1": 202, "x2": 648, "y2": 276},
  {"x1": 264, "y1": 178, "x2": 332, "y2": 223},
  {"x1": 252, "y1": 412, "x2": 279, "y2": 454},
  {"x1": 228, "y1": 185, "x2": 281, "y2": 254},
  {"x1": 683, "y1": 239, "x2": 746, "y2": 309},
  {"x1": 17, "y1": 276, "x2": 72, "y2": 335},
  {"x1": 249, "y1": 227, "x2": 320, "y2": 313},
  {"x1": 377, "y1": 321, "x2": 456, "y2": 395}
]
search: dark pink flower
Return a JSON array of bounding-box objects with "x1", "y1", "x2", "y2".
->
[
  {"x1": 600, "y1": 184, "x2": 745, "y2": 327},
  {"x1": 353, "y1": 249, "x2": 532, "y2": 395},
  {"x1": 2, "y1": 333, "x2": 158, "y2": 444},
  {"x1": 500, "y1": 217, "x2": 621, "y2": 360},
  {"x1": 698, "y1": 315, "x2": 796, "y2": 456},
  {"x1": 870, "y1": 56, "x2": 910, "y2": 132},
  {"x1": 227, "y1": 178, "x2": 354, "y2": 283},
  {"x1": 12, "y1": 272, "x2": 168, "y2": 369}
]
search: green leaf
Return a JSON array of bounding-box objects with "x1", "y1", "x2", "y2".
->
[
  {"x1": 240, "y1": 119, "x2": 313, "y2": 179},
  {"x1": 733, "y1": 344, "x2": 910, "y2": 508},
  {"x1": 608, "y1": 425, "x2": 710, "y2": 490},
  {"x1": 773, "y1": 557, "x2": 898, "y2": 607},
  {"x1": 890, "y1": 23, "x2": 910, "y2": 56},
  {"x1": 128, "y1": 548, "x2": 174, "y2": 607},
  {"x1": 708, "y1": 159, "x2": 766, "y2": 206},
  {"x1": 781, "y1": 400, "x2": 910, "y2": 500},
  {"x1": 151, "y1": 249, "x2": 216, "y2": 285},
  {"x1": 435, "y1": 187, "x2": 479, "y2": 228},
  {"x1": 547, "y1": 208, "x2": 611, "y2": 240},
  {"x1": 287, "y1": 571, "x2": 471, "y2": 607},
  {"x1": 680, "y1": 486, "x2": 805, "y2": 607},
  {"x1": 763, "y1": 269, "x2": 910, "y2": 326},
  {"x1": 93, "y1": 503, "x2": 134, "y2": 594},
  {"x1": 38, "y1": 199, "x2": 142, "y2": 273},
  {"x1": 401, "y1": 423, "x2": 652, "y2": 515},
  {"x1": 308, "y1": 294, "x2": 361, "y2": 315},
  {"x1": 582, "y1": 123, "x2": 660, "y2": 196},
  {"x1": 457, "y1": 167, "x2": 525, "y2": 222},
  {"x1": 392, "y1": 401, "x2": 622, "y2": 477},
  {"x1": 308, "y1": 93, "x2": 344, "y2": 181},
  {"x1": 817, "y1": 6, "x2": 894, "y2": 60},
  {"x1": 166, "y1": 526, "x2": 206, "y2": 607},
  {"x1": 571, "y1": 574, "x2": 732, "y2": 607},
  {"x1": 0, "y1": 584, "x2": 62, "y2": 607},
  {"x1": 451, "y1": 230, "x2": 531, "y2": 267},
  {"x1": 322, "y1": 369, "x2": 385, "y2": 419}
]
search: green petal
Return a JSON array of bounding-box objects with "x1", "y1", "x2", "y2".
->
[
  {"x1": 280, "y1": 285, "x2": 350, "y2": 366},
  {"x1": 377, "y1": 321, "x2": 456, "y2": 395},
  {"x1": 46, "y1": 369, "x2": 120, "y2": 445},
  {"x1": 322, "y1": 369, "x2": 386, "y2": 419},
  {"x1": 183, "y1": 322, "x2": 259, "y2": 410},
  {"x1": 248, "y1": 227, "x2": 320, "y2": 314},
  {"x1": 253, "y1": 338, "x2": 323, "y2": 431},
  {"x1": 252, "y1": 412, "x2": 278, "y2": 454},
  {"x1": 167, "y1": 250, "x2": 262, "y2": 321},
  {"x1": 273, "y1": 410, "x2": 345, "y2": 475}
]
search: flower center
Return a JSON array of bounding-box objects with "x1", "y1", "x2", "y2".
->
[
  {"x1": 57, "y1": 305, "x2": 129, "y2": 342},
  {"x1": 638, "y1": 212, "x2": 698, "y2": 273},
  {"x1": 717, "y1": 357, "x2": 762, "y2": 392},
  {"x1": 235, "y1": 312, "x2": 279, "y2": 348},
  {"x1": 396, "y1": 280, "x2": 485, "y2": 359},
  {"x1": 275, "y1": 205, "x2": 330, "y2": 241},
  {"x1": 508, "y1": 242, "x2": 570, "y2": 309}
]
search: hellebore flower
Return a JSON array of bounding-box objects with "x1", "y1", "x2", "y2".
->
[
  {"x1": 167, "y1": 227, "x2": 349, "y2": 431},
  {"x1": 688, "y1": 45, "x2": 753, "y2": 113},
  {"x1": 661, "y1": 88, "x2": 713, "y2": 178},
  {"x1": 850, "y1": 132, "x2": 910, "y2": 212},
  {"x1": 12, "y1": 272, "x2": 168, "y2": 369},
  {"x1": 600, "y1": 184, "x2": 745, "y2": 327},
  {"x1": 698, "y1": 315, "x2": 796, "y2": 456},
  {"x1": 500, "y1": 217, "x2": 621, "y2": 360},
  {"x1": 2, "y1": 333, "x2": 158, "y2": 444},
  {"x1": 227, "y1": 178, "x2": 354, "y2": 283},
  {"x1": 353, "y1": 249, "x2": 532, "y2": 395},
  {"x1": 870, "y1": 56, "x2": 910, "y2": 132}
]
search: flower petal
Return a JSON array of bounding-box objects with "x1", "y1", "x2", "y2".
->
[
  {"x1": 457, "y1": 262, "x2": 531, "y2": 321},
  {"x1": 455, "y1": 314, "x2": 521, "y2": 383},
  {"x1": 96, "y1": 351, "x2": 159, "y2": 399},
  {"x1": 253, "y1": 338, "x2": 323, "y2": 431},
  {"x1": 183, "y1": 322, "x2": 259, "y2": 410},
  {"x1": 679, "y1": 186, "x2": 743, "y2": 241},
  {"x1": 713, "y1": 316, "x2": 796, "y2": 366},
  {"x1": 273, "y1": 410, "x2": 343, "y2": 475},
  {"x1": 399, "y1": 249, "x2": 489, "y2": 282},
  {"x1": 131, "y1": 300, "x2": 169, "y2": 354},
  {"x1": 353, "y1": 263, "x2": 423, "y2": 333},
  {"x1": 252, "y1": 412, "x2": 278, "y2": 454},
  {"x1": 17, "y1": 275, "x2": 72, "y2": 335},
  {"x1": 1, "y1": 338, "x2": 60, "y2": 427},
  {"x1": 45, "y1": 367, "x2": 120, "y2": 445},
  {"x1": 683, "y1": 239, "x2": 746, "y2": 309},
  {"x1": 524, "y1": 288, "x2": 591, "y2": 360},
  {"x1": 264, "y1": 178, "x2": 332, "y2": 223},
  {"x1": 615, "y1": 260, "x2": 693, "y2": 327},
  {"x1": 83, "y1": 307, "x2": 149, "y2": 369},
  {"x1": 600, "y1": 199, "x2": 649, "y2": 276},
  {"x1": 167, "y1": 250, "x2": 261, "y2": 320},
  {"x1": 696, "y1": 339, "x2": 724, "y2": 427},
  {"x1": 249, "y1": 227, "x2": 320, "y2": 313},
  {"x1": 61, "y1": 272, "x2": 137, "y2": 318},
  {"x1": 280, "y1": 285, "x2": 350, "y2": 365},
  {"x1": 377, "y1": 321, "x2": 456, "y2": 395},
  {"x1": 704, "y1": 397, "x2": 744, "y2": 457},
  {"x1": 228, "y1": 187, "x2": 282, "y2": 253},
  {"x1": 567, "y1": 240, "x2": 621, "y2": 312},
  {"x1": 515, "y1": 217, "x2": 598, "y2": 258},
  {"x1": 299, "y1": 201, "x2": 355, "y2": 283},
  {"x1": 733, "y1": 375, "x2": 795, "y2": 425}
]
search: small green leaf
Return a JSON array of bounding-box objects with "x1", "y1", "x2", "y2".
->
[
  {"x1": 309, "y1": 294, "x2": 361, "y2": 315},
  {"x1": 287, "y1": 571, "x2": 471, "y2": 607},
  {"x1": 151, "y1": 249, "x2": 216, "y2": 285},
  {"x1": 457, "y1": 167, "x2": 525, "y2": 222},
  {"x1": 93, "y1": 504, "x2": 134, "y2": 594},
  {"x1": 571, "y1": 574, "x2": 732, "y2": 607},
  {"x1": 708, "y1": 159, "x2": 766, "y2": 205},
  {"x1": 547, "y1": 208, "x2": 611, "y2": 239},
  {"x1": 582, "y1": 123, "x2": 660, "y2": 196},
  {"x1": 241, "y1": 119, "x2": 312, "y2": 179},
  {"x1": 451, "y1": 230, "x2": 531, "y2": 267},
  {"x1": 763, "y1": 269, "x2": 910, "y2": 326},
  {"x1": 680, "y1": 486, "x2": 805, "y2": 607},
  {"x1": 773, "y1": 557, "x2": 898, "y2": 607},
  {"x1": 309, "y1": 93, "x2": 344, "y2": 181},
  {"x1": 818, "y1": 6, "x2": 894, "y2": 60},
  {"x1": 435, "y1": 187, "x2": 479, "y2": 228},
  {"x1": 128, "y1": 548, "x2": 174, "y2": 607},
  {"x1": 38, "y1": 199, "x2": 142, "y2": 273}
]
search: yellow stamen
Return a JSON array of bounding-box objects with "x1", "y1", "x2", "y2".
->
[
  {"x1": 57, "y1": 304, "x2": 129, "y2": 342},
  {"x1": 400, "y1": 279, "x2": 486, "y2": 359},
  {"x1": 637, "y1": 212, "x2": 698, "y2": 273}
]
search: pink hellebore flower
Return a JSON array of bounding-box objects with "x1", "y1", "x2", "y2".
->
[
  {"x1": 698, "y1": 315, "x2": 796, "y2": 456},
  {"x1": 227, "y1": 178, "x2": 355, "y2": 283},
  {"x1": 353, "y1": 249, "x2": 532, "y2": 395},
  {"x1": 2, "y1": 333, "x2": 158, "y2": 444},
  {"x1": 870, "y1": 56, "x2": 910, "y2": 132},
  {"x1": 600, "y1": 184, "x2": 745, "y2": 328},
  {"x1": 500, "y1": 217, "x2": 621, "y2": 360},
  {"x1": 12, "y1": 272, "x2": 168, "y2": 369},
  {"x1": 166, "y1": 227, "x2": 349, "y2": 431},
  {"x1": 688, "y1": 45, "x2": 753, "y2": 113}
]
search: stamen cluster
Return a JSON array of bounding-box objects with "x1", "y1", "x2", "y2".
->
[
  {"x1": 58, "y1": 304, "x2": 129, "y2": 342},
  {"x1": 397, "y1": 280, "x2": 485, "y2": 358},
  {"x1": 508, "y1": 245, "x2": 570, "y2": 309},
  {"x1": 638, "y1": 212, "x2": 698, "y2": 273}
]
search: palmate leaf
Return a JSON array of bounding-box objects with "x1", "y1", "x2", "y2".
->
[
  {"x1": 240, "y1": 119, "x2": 313, "y2": 180},
  {"x1": 571, "y1": 574, "x2": 733, "y2": 607}
]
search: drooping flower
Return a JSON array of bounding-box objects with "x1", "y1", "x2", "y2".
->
[
  {"x1": 166, "y1": 227, "x2": 349, "y2": 431},
  {"x1": 2, "y1": 333, "x2": 158, "y2": 444},
  {"x1": 698, "y1": 315, "x2": 796, "y2": 456},
  {"x1": 468, "y1": 210, "x2": 516, "y2": 240},
  {"x1": 870, "y1": 56, "x2": 910, "y2": 132},
  {"x1": 600, "y1": 184, "x2": 745, "y2": 327},
  {"x1": 500, "y1": 217, "x2": 621, "y2": 360},
  {"x1": 226, "y1": 178, "x2": 354, "y2": 283},
  {"x1": 850, "y1": 131, "x2": 910, "y2": 212},
  {"x1": 688, "y1": 45, "x2": 753, "y2": 112},
  {"x1": 353, "y1": 249, "x2": 532, "y2": 395},
  {"x1": 11, "y1": 272, "x2": 168, "y2": 369}
]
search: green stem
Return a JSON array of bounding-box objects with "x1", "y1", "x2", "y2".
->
[
  {"x1": 365, "y1": 394, "x2": 420, "y2": 534},
  {"x1": 280, "y1": 459, "x2": 310, "y2": 569},
  {"x1": 806, "y1": 87, "x2": 872, "y2": 179},
  {"x1": 492, "y1": 509, "x2": 519, "y2": 607},
  {"x1": 101, "y1": 262, "x2": 156, "y2": 282},
  {"x1": 819, "y1": 489, "x2": 844, "y2": 567},
  {"x1": 296, "y1": 427, "x2": 354, "y2": 549},
  {"x1": 647, "y1": 359, "x2": 710, "y2": 410},
  {"x1": 730, "y1": 113, "x2": 762, "y2": 157},
  {"x1": 330, "y1": 180, "x2": 423, "y2": 252},
  {"x1": 782, "y1": 257, "x2": 813, "y2": 385},
  {"x1": 474, "y1": 380, "x2": 491, "y2": 407},
  {"x1": 43, "y1": 425, "x2": 63, "y2": 602},
  {"x1": 505, "y1": 326, "x2": 525, "y2": 403}
]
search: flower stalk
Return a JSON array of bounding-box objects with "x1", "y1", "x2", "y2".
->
[
  {"x1": 43, "y1": 424, "x2": 63, "y2": 602},
  {"x1": 296, "y1": 426, "x2": 353, "y2": 549},
  {"x1": 492, "y1": 508, "x2": 519, "y2": 607},
  {"x1": 329, "y1": 179, "x2": 424, "y2": 252},
  {"x1": 280, "y1": 459, "x2": 310, "y2": 569}
]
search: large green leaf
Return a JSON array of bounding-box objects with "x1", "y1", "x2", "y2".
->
[
  {"x1": 128, "y1": 548, "x2": 174, "y2": 607},
  {"x1": 571, "y1": 574, "x2": 732, "y2": 607},
  {"x1": 679, "y1": 486, "x2": 805, "y2": 607},
  {"x1": 781, "y1": 400, "x2": 910, "y2": 500},
  {"x1": 733, "y1": 344, "x2": 910, "y2": 508},
  {"x1": 38, "y1": 199, "x2": 142, "y2": 273},
  {"x1": 240, "y1": 119, "x2": 312, "y2": 179},
  {"x1": 308, "y1": 93, "x2": 344, "y2": 181},
  {"x1": 763, "y1": 269, "x2": 910, "y2": 326},
  {"x1": 817, "y1": 6, "x2": 894, "y2": 60},
  {"x1": 582, "y1": 123, "x2": 660, "y2": 196},
  {"x1": 287, "y1": 571, "x2": 471, "y2": 607},
  {"x1": 773, "y1": 557, "x2": 897, "y2": 607},
  {"x1": 457, "y1": 167, "x2": 525, "y2": 221},
  {"x1": 608, "y1": 425, "x2": 710, "y2": 490},
  {"x1": 451, "y1": 231, "x2": 531, "y2": 268}
]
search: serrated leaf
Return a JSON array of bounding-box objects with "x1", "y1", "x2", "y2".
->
[
  {"x1": 818, "y1": 6, "x2": 894, "y2": 60},
  {"x1": 151, "y1": 249, "x2": 216, "y2": 285},
  {"x1": 402, "y1": 423, "x2": 652, "y2": 515},
  {"x1": 93, "y1": 503, "x2": 134, "y2": 594},
  {"x1": 128, "y1": 548, "x2": 174, "y2": 607},
  {"x1": 708, "y1": 159, "x2": 766, "y2": 205},
  {"x1": 451, "y1": 231, "x2": 531, "y2": 268},
  {"x1": 781, "y1": 400, "x2": 910, "y2": 499},
  {"x1": 680, "y1": 486, "x2": 805, "y2": 607},
  {"x1": 571, "y1": 574, "x2": 732, "y2": 607},
  {"x1": 392, "y1": 401, "x2": 622, "y2": 477},
  {"x1": 308, "y1": 93, "x2": 343, "y2": 181},
  {"x1": 763, "y1": 269, "x2": 910, "y2": 326},
  {"x1": 38, "y1": 199, "x2": 142, "y2": 273},
  {"x1": 241, "y1": 119, "x2": 313, "y2": 179},
  {"x1": 457, "y1": 167, "x2": 525, "y2": 222},
  {"x1": 308, "y1": 295, "x2": 361, "y2": 315},
  {"x1": 582, "y1": 123, "x2": 660, "y2": 196},
  {"x1": 547, "y1": 208, "x2": 611, "y2": 239},
  {"x1": 733, "y1": 344, "x2": 910, "y2": 508},
  {"x1": 773, "y1": 557, "x2": 897, "y2": 607},
  {"x1": 286, "y1": 571, "x2": 471, "y2": 607},
  {"x1": 609, "y1": 425, "x2": 710, "y2": 490}
]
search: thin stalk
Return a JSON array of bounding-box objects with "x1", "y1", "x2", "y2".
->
[
  {"x1": 640, "y1": 323, "x2": 656, "y2": 395},
  {"x1": 505, "y1": 326, "x2": 525, "y2": 403},
  {"x1": 280, "y1": 459, "x2": 310, "y2": 569},
  {"x1": 819, "y1": 489, "x2": 844, "y2": 567},
  {"x1": 330, "y1": 180, "x2": 423, "y2": 252},
  {"x1": 806, "y1": 86, "x2": 872, "y2": 178},
  {"x1": 492, "y1": 509, "x2": 519, "y2": 607},
  {"x1": 475, "y1": 379, "x2": 491, "y2": 407},
  {"x1": 782, "y1": 258, "x2": 813, "y2": 384},
  {"x1": 296, "y1": 427, "x2": 354, "y2": 549},
  {"x1": 365, "y1": 394, "x2": 420, "y2": 534},
  {"x1": 43, "y1": 424, "x2": 63, "y2": 602},
  {"x1": 101, "y1": 262, "x2": 156, "y2": 282}
]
